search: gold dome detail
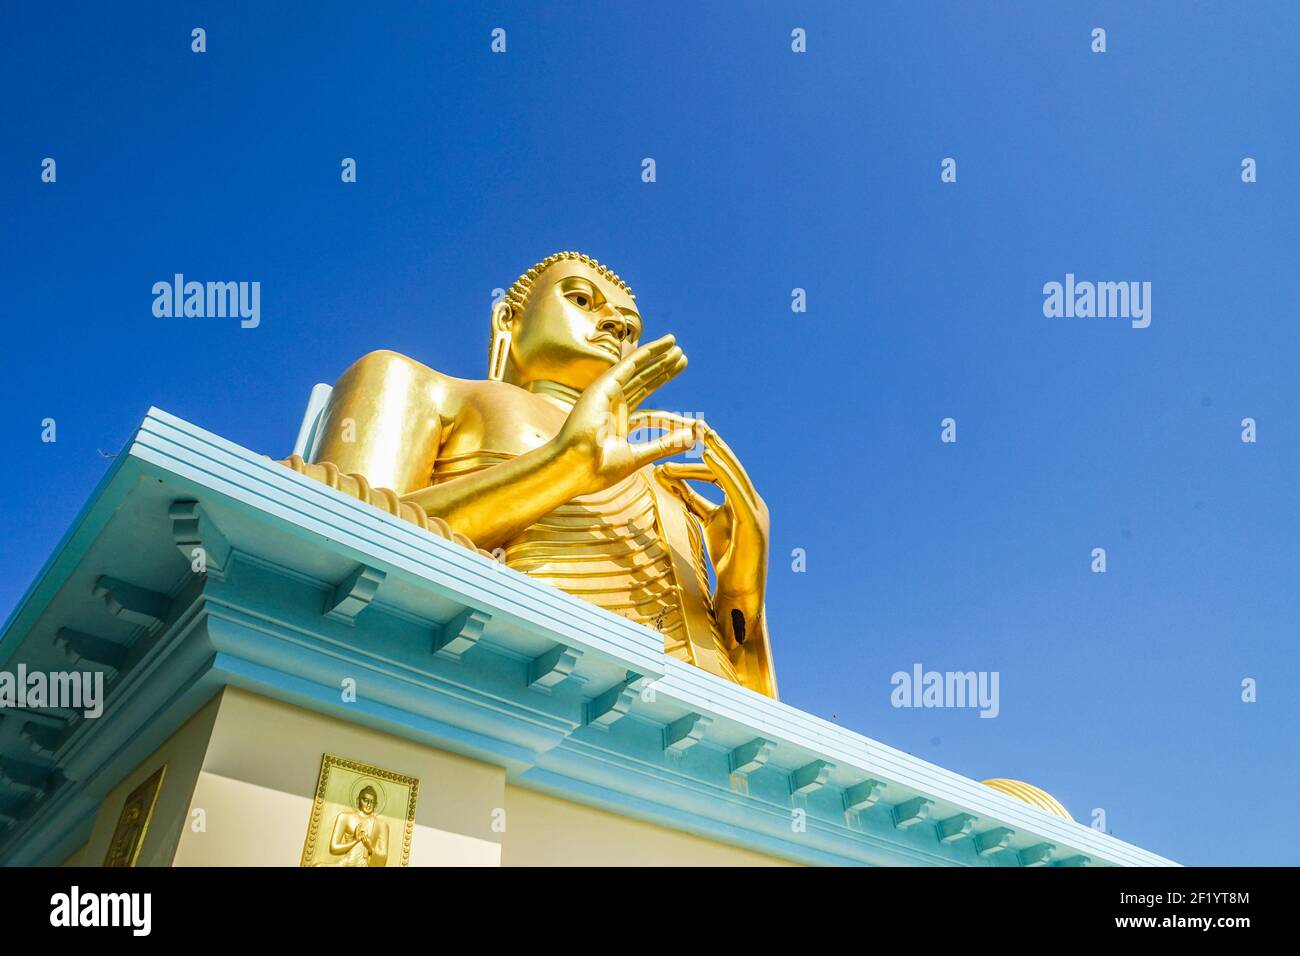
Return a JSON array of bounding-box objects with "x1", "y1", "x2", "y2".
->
[{"x1": 981, "y1": 778, "x2": 1072, "y2": 820}]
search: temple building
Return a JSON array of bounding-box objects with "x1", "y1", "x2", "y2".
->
[{"x1": 0, "y1": 407, "x2": 1175, "y2": 867}]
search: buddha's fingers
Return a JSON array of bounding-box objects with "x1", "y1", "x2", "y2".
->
[
  {"x1": 631, "y1": 425, "x2": 699, "y2": 470},
  {"x1": 631, "y1": 410, "x2": 701, "y2": 432},
  {"x1": 656, "y1": 468, "x2": 721, "y2": 521},
  {"x1": 609, "y1": 335, "x2": 676, "y2": 391},
  {"x1": 622, "y1": 354, "x2": 681, "y2": 406},
  {"x1": 621, "y1": 349, "x2": 685, "y2": 408},
  {"x1": 702, "y1": 429, "x2": 761, "y2": 505},
  {"x1": 657, "y1": 461, "x2": 715, "y2": 482},
  {"x1": 702, "y1": 447, "x2": 759, "y2": 521},
  {"x1": 625, "y1": 364, "x2": 686, "y2": 412}
]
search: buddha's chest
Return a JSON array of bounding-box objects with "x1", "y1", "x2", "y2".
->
[
  {"x1": 438, "y1": 390, "x2": 567, "y2": 464},
  {"x1": 503, "y1": 468, "x2": 684, "y2": 625}
]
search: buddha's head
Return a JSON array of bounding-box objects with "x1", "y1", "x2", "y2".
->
[
  {"x1": 357, "y1": 786, "x2": 378, "y2": 815},
  {"x1": 489, "y1": 252, "x2": 642, "y2": 391}
]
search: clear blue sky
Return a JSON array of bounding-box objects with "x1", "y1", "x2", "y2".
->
[{"x1": 2, "y1": 2, "x2": 1295, "y2": 865}]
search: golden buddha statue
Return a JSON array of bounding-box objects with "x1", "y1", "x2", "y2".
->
[
  {"x1": 316, "y1": 785, "x2": 390, "y2": 866},
  {"x1": 282, "y1": 252, "x2": 777, "y2": 698}
]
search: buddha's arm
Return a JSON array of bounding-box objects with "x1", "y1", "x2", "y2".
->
[
  {"x1": 312, "y1": 350, "x2": 442, "y2": 494},
  {"x1": 327, "y1": 815, "x2": 358, "y2": 856},
  {"x1": 707, "y1": 435, "x2": 777, "y2": 698},
  {"x1": 658, "y1": 428, "x2": 779, "y2": 699},
  {"x1": 401, "y1": 336, "x2": 695, "y2": 550},
  {"x1": 283, "y1": 351, "x2": 455, "y2": 535},
  {"x1": 707, "y1": 531, "x2": 777, "y2": 698},
  {"x1": 302, "y1": 351, "x2": 589, "y2": 548},
  {"x1": 735, "y1": 609, "x2": 778, "y2": 699},
  {"x1": 400, "y1": 444, "x2": 599, "y2": 551},
  {"x1": 295, "y1": 339, "x2": 694, "y2": 551}
]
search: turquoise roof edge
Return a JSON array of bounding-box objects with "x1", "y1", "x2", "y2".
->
[{"x1": 0, "y1": 408, "x2": 1178, "y2": 867}]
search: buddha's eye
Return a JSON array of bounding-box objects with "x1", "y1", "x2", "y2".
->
[{"x1": 566, "y1": 291, "x2": 593, "y2": 309}]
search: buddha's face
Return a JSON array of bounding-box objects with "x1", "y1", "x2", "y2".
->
[
  {"x1": 358, "y1": 790, "x2": 376, "y2": 814},
  {"x1": 505, "y1": 260, "x2": 642, "y2": 390}
]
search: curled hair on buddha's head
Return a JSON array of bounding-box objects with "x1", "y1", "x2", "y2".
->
[
  {"x1": 503, "y1": 251, "x2": 634, "y2": 320},
  {"x1": 488, "y1": 252, "x2": 635, "y2": 380}
]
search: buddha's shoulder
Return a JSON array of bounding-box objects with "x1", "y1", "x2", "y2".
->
[
  {"x1": 343, "y1": 349, "x2": 482, "y2": 391},
  {"x1": 344, "y1": 348, "x2": 449, "y2": 381},
  {"x1": 451, "y1": 376, "x2": 544, "y2": 415},
  {"x1": 341, "y1": 350, "x2": 525, "y2": 405}
]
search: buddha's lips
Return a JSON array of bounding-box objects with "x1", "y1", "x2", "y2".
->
[{"x1": 588, "y1": 335, "x2": 621, "y2": 359}]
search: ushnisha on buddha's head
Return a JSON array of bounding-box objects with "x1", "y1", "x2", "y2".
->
[{"x1": 488, "y1": 252, "x2": 644, "y2": 392}]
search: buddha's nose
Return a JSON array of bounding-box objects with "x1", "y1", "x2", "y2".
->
[{"x1": 596, "y1": 312, "x2": 627, "y2": 340}]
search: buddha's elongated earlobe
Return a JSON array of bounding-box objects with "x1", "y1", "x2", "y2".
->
[
  {"x1": 488, "y1": 301, "x2": 512, "y2": 381},
  {"x1": 488, "y1": 329, "x2": 511, "y2": 381}
]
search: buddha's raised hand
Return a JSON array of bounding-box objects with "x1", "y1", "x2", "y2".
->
[
  {"x1": 554, "y1": 335, "x2": 700, "y2": 496},
  {"x1": 656, "y1": 426, "x2": 770, "y2": 648}
]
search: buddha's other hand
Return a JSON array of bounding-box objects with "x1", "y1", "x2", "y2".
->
[
  {"x1": 554, "y1": 334, "x2": 701, "y2": 497},
  {"x1": 657, "y1": 428, "x2": 770, "y2": 647}
]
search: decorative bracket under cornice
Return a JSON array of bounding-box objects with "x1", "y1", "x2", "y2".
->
[
  {"x1": 0, "y1": 758, "x2": 56, "y2": 800},
  {"x1": 434, "y1": 607, "x2": 491, "y2": 661},
  {"x1": 728, "y1": 737, "x2": 776, "y2": 777},
  {"x1": 92, "y1": 575, "x2": 171, "y2": 629},
  {"x1": 527, "y1": 644, "x2": 582, "y2": 694},
  {"x1": 790, "y1": 759, "x2": 835, "y2": 796},
  {"x1": 17, "y1": 713, "x2": 69, "y2": 761},
  {"x1": 323, "y1": 565, "x2": 386, "y2": 625},
  {"x1": 1020, "y1": 842, "x2": 1056, "y2": 867},
  {"x1": 937, "y1": 812, "x2": 977, "y2": 844},
  {"x1": 975, "y1": 826, "x2": 1015, "y2": 857},
  {"x1": 662, "y1": 713, "x2": 712, "y2": 755},
  {"x1": 54, "y1": 628, "x2": 129, "y2": 679},
  {"x1": 842, "y1": 778, "x2": 886, "y2": 813},
  {"x1": 169, "y1": 499, "x2": 232, "y2": 581},
  {"x1": 892, "y1": 796, "x2": 934, "y2": 830},
  {"x1": 584, "y1": 672, "x2": 648, "y2": 729}
]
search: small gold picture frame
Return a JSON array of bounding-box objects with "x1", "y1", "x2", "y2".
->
[
  {"x1": 301, "y1": 754, "x2": 419, "y2": 867},
  {"x1": 103, "y1": 764, "x2": 166, "y2": 867}
]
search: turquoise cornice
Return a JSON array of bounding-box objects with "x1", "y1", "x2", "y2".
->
[{"x1": 0, "y1": 409, "x2": 1178, "y2": 867}]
